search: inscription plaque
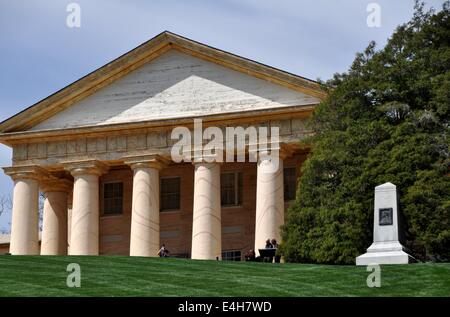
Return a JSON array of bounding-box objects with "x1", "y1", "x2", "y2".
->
[{"x1": 379, "y1": 208, "x2": 393, "y2": 226}]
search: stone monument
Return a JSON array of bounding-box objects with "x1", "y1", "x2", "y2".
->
[{"x1": 356, "y1": 182, "x2": 412, "y2": 265}]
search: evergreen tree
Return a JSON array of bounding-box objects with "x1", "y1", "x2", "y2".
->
[{"x1": 281, "y1": 1, "x2": 450, "y2": 264}]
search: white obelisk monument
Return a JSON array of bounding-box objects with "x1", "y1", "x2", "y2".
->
[{"x1": 356, "y1": 182, "x2": 412, "y2": 265}]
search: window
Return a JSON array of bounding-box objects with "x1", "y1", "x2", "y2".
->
[
  {"x1": 171, "y1": 253, "x2": 190, "y2": 259},
  {"x1": 222, "y1": 250, "x2": 242, "y2": 261},
  {"x1": 284, "y1": 167, "x2": 297, "y2": 201},
  {"x1": 160, "y1": 177, "x2": 181, "y2": 211},
  {"x1": 221, "y1": 172, "x2": 243, "y2": 206},
  {"x1": 103, "y1": 182, "x2": 123, "y2": 215}
]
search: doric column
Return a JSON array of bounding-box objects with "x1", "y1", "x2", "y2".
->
[
  {"x1": 40, "y1": 179, "x2": 72, "y2": 255},
  {"x1": 252, "y1": 146, "x2": 291, "y2": 256},
  {"x1": 125, "y1": 155, "x2": 168, "y2": 257},
  {"x1": 3, "y1": 166, "x2": 48, "y2": 255},
  {"x1": 64, "y1": 160, "x2": 108, "y2": 255},
  {"x1": 191, "y1": 156, "x2": 222, "y2": 260}
]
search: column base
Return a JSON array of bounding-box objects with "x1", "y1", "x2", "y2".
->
[{"x1": 356, "y1": 241, "x2": 414, "y2": 265}]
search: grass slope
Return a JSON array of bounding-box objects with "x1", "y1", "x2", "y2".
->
[{"x1": 0, "y1": 256, "x2": 449, "y2": 296}]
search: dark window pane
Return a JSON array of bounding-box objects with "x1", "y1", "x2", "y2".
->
[
  {"x1": 103, "y1": 182, "x2": 123, "y2": 215},
  {"x1": 238, "y1": 172, "x2": 243, "y2": 205},
  {"x1": 220, "y1": 173, "x2": 233, "y2": 206},
  {"x1": 222, "y1": 250, "x2": 241, "y2": 261},
  {"x1": 221, "y1": 172, "x2": 243, "y2": 206},
  {"x1": 283, "y1": 167, "x2": 297, "y2": 201},
  {"x1": 161, "y1": 177, "x2": 181, "y2": 211}
]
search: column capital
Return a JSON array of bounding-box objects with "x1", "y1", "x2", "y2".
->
[
  {"x1": 278, "y1": 143, "x2": 295, "y2": 160},
  {"x1": 188, "y1": 147, "x2": 224, "y2": 164},
  {"x1": 63, "y1": 160, "x2": 109, "y2": 177},
  {"x1": 124, "y1": 154, "x2": 169, "y2": 170},
  {"x1": 3, "y1": 165, "x2": 50, "y2": 181},
  {"x1": 40, "y1": 178, "x2": 73, "y2": 194},
  {"x1": 248, "y1": 142, "x2": 294, "y2": 161}
]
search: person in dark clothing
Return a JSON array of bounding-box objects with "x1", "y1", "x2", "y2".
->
[
  {"x1": 271, "y1": 239, "x2": 281, "y2": 263},
  {"x1": 271, "y1": 239, "x2": 278, "y2": 249},
  {"x1": 263, "y1": 239, "x2": 274, "y2": 262},
  {"x1": 157, "y1": 244, "x2": 170, "y2": 257},
  {"x1": 245, "y1": 249, "x2": 256, "y2": 261}
]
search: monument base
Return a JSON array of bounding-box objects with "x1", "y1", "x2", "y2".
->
[{"x1": 356, "y1": 241, "x2": 412, "y2": 265}]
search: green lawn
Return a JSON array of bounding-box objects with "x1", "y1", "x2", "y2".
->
[{"x1": 0, "y1": 255, "x2": 449, "y2": 296}]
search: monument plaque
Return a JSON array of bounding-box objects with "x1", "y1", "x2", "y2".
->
[
  {"x1": 379, "y1": 208, "x2": 393, "y2": 226},
  {"x1": 356, "y1": 182, "x2": 412, "y2": 265}
]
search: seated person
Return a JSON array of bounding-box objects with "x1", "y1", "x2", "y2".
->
[
  {"x1": 157, "y1": 244, "x2": 170, "y2": 257},
  {"x1": 261, "y1": 239, "x2": 275, "y2": 262},
  {"x1": 270, "y1": 239, "x2": 283, "y2": 263},
  {"x1": 271, "y1": 239, "x2": 278, "y2": 249},
  {"x1": 244, "y1": 249, "x2": 256, "y2": 261}
]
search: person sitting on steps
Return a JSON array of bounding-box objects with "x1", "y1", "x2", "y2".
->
[
  {"x1": 244, "y1": 249, "x2": 256, "y2": 261},
  {"x1": 157, "y1": 244, "x2": 170, "y2": 257}
]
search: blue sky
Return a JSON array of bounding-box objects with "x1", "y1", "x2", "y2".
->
[{"x1": 0, "y1": 0, "x2": 445, "y2": 231}]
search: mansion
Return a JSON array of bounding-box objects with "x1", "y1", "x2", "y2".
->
[{"x1": 0, "y1": 32, "x2": 325, "y2": 260}]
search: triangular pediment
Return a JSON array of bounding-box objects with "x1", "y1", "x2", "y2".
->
[
  {"x1": 0, "y1": 31, "x2": 326, "y2": 134},
  {"x1": 30, "y1": 50, "x2": 320, "y2": 131}
]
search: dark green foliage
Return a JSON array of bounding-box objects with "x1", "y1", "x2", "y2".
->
[{"x1": 281, "y1": 1, "x2": 450, "y2": 264}]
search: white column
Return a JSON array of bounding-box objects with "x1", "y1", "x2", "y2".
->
[
  {"x1": 64, "y1": 160, "x2": 108, "y2": 255},
  {"x1": 3, "y1": 166, "x2": 46, "y2": 255},
  {"x1": 40, "y1": 180, "x2": 71, "y2": 255},
  {"x1": 127, "y1": 157, "x2": 166, "y2": 257},
  {"x1": 254, "y1": 153, "x2": 285, "y2": 256},
  {"x1": 191, "y1": 162, "x2": 222, "y2": 260},
  {"x1": 67, "y1": 196, "x2": 72, "y2": 254}
]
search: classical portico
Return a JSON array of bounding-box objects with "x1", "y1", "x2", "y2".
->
[{"x1": 0, "y1": 31, "x2": 325, "y2": 259}]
